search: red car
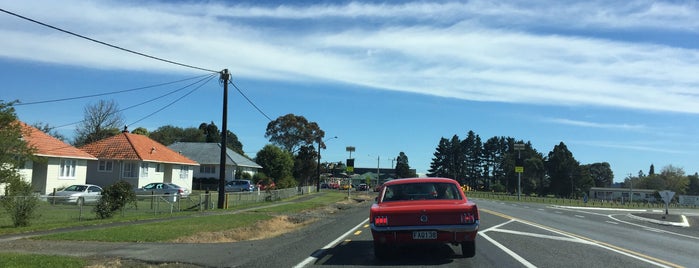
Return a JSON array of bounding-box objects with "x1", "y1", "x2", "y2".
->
[{"x1": 370, "y1": 177, "x2": 479, "y2": 259}]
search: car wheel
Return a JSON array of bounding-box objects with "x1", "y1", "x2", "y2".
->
[
  {"x1": 462, "y1": 241, "x2": 476, "y2": 258},
  {"x1": 76, "y1": 197, "x2": 84, "y2": 206},
  {"x1": 373, "y1": 243, "x2": 390, "y2": 260}
]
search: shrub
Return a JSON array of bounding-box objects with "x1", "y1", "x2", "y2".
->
[
  {"x1": 0, "y1": 179, "x2": 39, "y2": 227},
  {"x1": 94, "y1": 180, "x2": 136, "y2": 219}
]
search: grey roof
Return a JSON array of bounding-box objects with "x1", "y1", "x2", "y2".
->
[{"x1": 168, "y1": 142, "x2": 262, "y2": 169}]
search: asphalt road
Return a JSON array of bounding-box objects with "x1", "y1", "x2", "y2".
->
[{"x1": 0, "y1": 194, "x2": 696, "y2": 268}]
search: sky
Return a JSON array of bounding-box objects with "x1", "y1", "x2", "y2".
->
[{"x1": 2, "y1": 0, "x2": 699, "y2": 183}]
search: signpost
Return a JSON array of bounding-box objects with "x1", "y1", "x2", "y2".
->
[
  {"x1": 514, "y1": 143, "x2": 525, "y2": 201},
  {"x1": 658, "y1": 190, "x2": 675, "y2": 216}
]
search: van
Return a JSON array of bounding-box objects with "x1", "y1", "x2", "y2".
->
[{"x1": 225, "y1": 180, "x2": 255, "y2": 192}]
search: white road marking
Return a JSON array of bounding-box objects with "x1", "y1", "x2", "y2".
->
[
  {"x1": 479, "y1": 232, "x2": 537, "y2": 268},
  {"x1": 481, "y1": 210, "x2": 676, "y2": 268},
  {"x1": 293, "y1": 218, "x2": 369, "y2": 268},
  {"x1": 574, "y1": 215, "x2": 585, "y2": 218},
  {"x1": 605, "y1": 221, "x2": 619, "y2": 225}
]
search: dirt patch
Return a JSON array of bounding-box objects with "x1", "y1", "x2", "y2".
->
[
  {"x1": 170, "y1": 194, "x2": 373, "y2": 243},
  {"x1": 171, "y1": 215, "x2": 317, "y2": 243}
]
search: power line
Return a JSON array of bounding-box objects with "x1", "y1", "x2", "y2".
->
[
  {"x1": 129, "y1": 74, "x2": 216, "y2": 126},
  {"x1": 229, "y1": 80, "x2": 274, "y2": 122},
  {"x1": 0, "y1": 8, "x2": 219, "y2": 73},
  {"x1": 54, "y1": 73, "x2": 217, "y2": 129},
  {"x1": 15, "y1": 74, "x2": 213, "y2": 106}
]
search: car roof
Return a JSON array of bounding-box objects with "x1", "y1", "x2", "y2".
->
[{"x1": 383, "y1": 177, "x2": 458, "y2": 186}]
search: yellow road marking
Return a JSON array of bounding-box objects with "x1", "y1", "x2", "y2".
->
[
  {"x1": 480, "y1": 208, "x2": 684, "y2": 268},
  {"x1": 353, "y1": 230, "x2": 362, "y2": 235}
]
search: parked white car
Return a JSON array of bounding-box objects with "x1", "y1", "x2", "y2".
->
[{"x1": 49, "y1": 184, "x2": 103, "y2": 205}]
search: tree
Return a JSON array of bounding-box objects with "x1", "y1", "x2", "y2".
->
[
  {"x1": 255, "y1": 144, "x2": 294, "y2": 185},
  {"x1": 265, "y1": 114, "x2": 325, "y2": 153},
  {"x1": 687, "y1": 173, "x2": 699, "y2": 195},
  {"x1": 131, "y1": 127, "x2": 149, "y2": 136},
  {"x1": 658, "y1": 165, "x2": 689, "y2": 194},
  {"x1": 545, "y1": 142, "x2": 580, "y2": 197},
  {"x1": 73, "y1": 99, "x2": 124, "y2": 146},
  {"x1": 428, "y1": 137, "x2": 451, "y2": 178},
  {"x1": 0, "y1": 100, "x2": 39, "y2": 227},
  {"x1": 395, "y1": 152, "x2": 416, "y2": 178},
  {"x1": 587, "y1": 162, "x2": 614, "y2": 187},
  {"x1": 293, "y1": 145, "x2": 317, "y2": 186},
  {"x1": 149, "y1": 125, "x2": 205, "y2": 145},
  {"x1": 199, "y1": 121, "x2": 221, "y2": 143},
  {"x1": 0, "y1": 101, "x2": 35, "y2": 187},
  {"x1": 462, "y1": 131, "x2": 482, "y2": 188},
  {"x1": 31, "y1": 122, "x2": 67, "y2": 142}
]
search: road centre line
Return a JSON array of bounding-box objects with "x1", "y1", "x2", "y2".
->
[
  {"x1": 293, "y1": 218, "x2": 369, "y2": 268},
  {"x1": 480, "y1": 209, "x2": 680, "y2": 268}
]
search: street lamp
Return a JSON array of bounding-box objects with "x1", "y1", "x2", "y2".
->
[{"x1": 317, "y1": 136, "x2": 338, "y2": 192}]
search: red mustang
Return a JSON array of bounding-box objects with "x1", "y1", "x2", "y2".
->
[{"x1": 370, "y1": 177, "x2": 479, "y2": 259}]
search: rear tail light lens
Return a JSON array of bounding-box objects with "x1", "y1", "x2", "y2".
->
[
  {"x1": 375, "y1": 216, "x2": 388, "y2": 226},
  {"x1": 461, "y1": 213, "x2": 476, "y2": 224}
]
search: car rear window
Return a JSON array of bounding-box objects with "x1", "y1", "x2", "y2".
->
[{"x1": 382, "y1": 182, "x2": 462, "y2": 202}]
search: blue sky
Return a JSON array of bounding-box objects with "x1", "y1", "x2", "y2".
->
[{"x1": 2, "y1": 0, "x2": 699, "y2": 182}]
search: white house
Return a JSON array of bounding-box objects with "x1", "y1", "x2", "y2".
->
[
  {"x1": 10, "y1": 122, "x2": 98, "y2": 195},
  {"x1": 79, "y1": 129, "x2": 199, "y2": 190}
]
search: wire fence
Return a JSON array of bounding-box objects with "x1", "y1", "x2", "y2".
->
[{"x1": 0, "y1": 186, "x2": 317, "y2": 226}]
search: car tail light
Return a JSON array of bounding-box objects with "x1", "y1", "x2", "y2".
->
[
  {"x1": 178, "y1": 189, "x2": 184, "y2": 194},
  {"x1": 461, "y1": 213, "x2": 476, "y2": 224},
  {"x1": 374, "y1": 216, "x2": 389, "y2": 226}
]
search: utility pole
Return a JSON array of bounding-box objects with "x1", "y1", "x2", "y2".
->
[{"x1": 218, "y1": 69, "x2": 230, "y2": 209}]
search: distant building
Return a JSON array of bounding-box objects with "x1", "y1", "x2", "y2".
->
[
  {"x1": 167, "y1": 142, "x2": 262, "y2": 181},
  {"x1": 589, "y1": 187, "x2": 657, "y2": 202}
]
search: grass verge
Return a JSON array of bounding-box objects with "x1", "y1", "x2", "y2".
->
[
  {"x1": 0, "y1": 253, "x2": 86, "y2": 267},
  {"x1": 33, "y1": 191, "x2": 352, "y2": 242}
]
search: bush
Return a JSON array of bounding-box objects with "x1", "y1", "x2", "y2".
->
[
  {"x1": 94, "y1": 180, "x2": 137, "y2": 219},
  {"x1": 0, "y1": 179, "x2": 40, "y2": 227}
]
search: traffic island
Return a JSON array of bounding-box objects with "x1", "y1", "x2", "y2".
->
[{"x1": 628, "y1": 213, "x2": 690, "y2": 227}]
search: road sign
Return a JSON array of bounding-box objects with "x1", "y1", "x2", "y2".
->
[
  {"x1": 658, "y1": 190, "x2": 675, "y2": 215},
  {"x1": 515, "y1": 166, "x2": 524, "y2": 173},
  {"x1": 659, "y1": 190, "x2": 675, "y2": 204}
]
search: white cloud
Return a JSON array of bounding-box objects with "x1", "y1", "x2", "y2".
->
[
  {"x1": 2, "y1": 0, "x2": 699, "y2": 114},
  {"x1": 546, "y1": 118, "x2": 646, "y2": 131}
]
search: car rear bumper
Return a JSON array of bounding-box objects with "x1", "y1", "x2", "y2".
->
[
  {"x1": 371, "y1": 221, "x2": 479, "y2": 243},
  {"x1": 371, "y1": 221, "x2": 479, "y2": 233}
]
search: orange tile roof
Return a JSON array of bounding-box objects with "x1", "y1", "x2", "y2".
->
[
  {"x1": 80, "y1": 131, "x2": 198, "y2": 165},
  {"x1": 19, "y1": 121, "x2": 97, "y2": 160}
]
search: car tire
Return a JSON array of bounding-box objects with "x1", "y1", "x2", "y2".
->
[
  {"x1": 462, "y1": 241, "x2": 476, "y2": 258},
  {"x1": 373, "y1": 243, "x2": 390, "y2": 260},
  {"x1": 76, "y1": 197, "x2": 84, "y2": 206}
]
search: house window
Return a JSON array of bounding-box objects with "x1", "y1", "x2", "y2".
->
[
  {"x1": 123, "y1": 162, "x2": 138, "y2": 178},
  {"x1": 59, "y1": 159, "x2": 76, "y2": 178},
  {"x1": 179, "y1": 165, "x2": 190, "y2": 180},
  {"x1": 200, "y1": 165, "x2": 216, "y2": 174},
  {"x1": 156, "y1": 163, "x2": 164, "y2": 173},
  {"x1": 98, "y1": 160, "x2": 113, "y2": 172},
  {"x1": 140, "y1": 162, "x2": 149, "y2": 178}
]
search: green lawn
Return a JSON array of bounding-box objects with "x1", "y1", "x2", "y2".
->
[{"x1": 0, "y1": 253, "x2": 85, "y2": 267}]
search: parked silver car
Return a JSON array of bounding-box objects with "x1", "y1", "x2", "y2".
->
[
  {"x1": 50, "y1": 184, "x2": 103, "y2": 205},
  {"x1": 134, "y1": 182, "x2": 190, "y2": 198}
]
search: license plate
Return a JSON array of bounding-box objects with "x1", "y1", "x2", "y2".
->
[{"x1": 412, "y1": 231, "x2": 437, "y2": 240}]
